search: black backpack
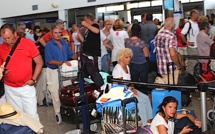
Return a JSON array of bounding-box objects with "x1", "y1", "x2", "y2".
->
[{"x1": 184, "y1": 21, "x2": 192, "y2": 40}]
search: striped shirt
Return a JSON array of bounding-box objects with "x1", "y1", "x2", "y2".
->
[{"x1": 154, "y1": 30, "x2": 178, "y2": 75}]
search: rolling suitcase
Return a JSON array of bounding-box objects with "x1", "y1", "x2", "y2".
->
[
  {"x1": 102, "y1": 97, "x2": 152, "y2": 133},
  {"x1": 60, "y1": 83, "x2": 101, "y2": 106},
  {"x1": 122, "y1": 97, "x2": 153, "y2": 134},
  {"x1": 152, "y1": 62, "x2": 182, "y2": 117}
]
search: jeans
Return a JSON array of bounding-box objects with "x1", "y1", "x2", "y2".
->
[
  {"x1": 129, "y1": 62, "x2": 148, "y2": 93},
  {"x1": 101, "y1": 55, "x2": 108, "y2": 72},
  {"x1": 136, "y1": 90, "x2": 153, "y2": 126}
]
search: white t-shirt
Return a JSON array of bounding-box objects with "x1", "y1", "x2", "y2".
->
[
  {"x1": 150, "y1": 113, "x2": 174, "y2": 134},
  {"x1": 72, "y1": 32, "x2": 81, "y2": 46},
  {"x1": 181, "y1": 20, "x2": 199, "y2": 48},
  {"x1": 100, "y1": 30, "x2": 108, "y2": 58},
  {"x1": 108, "y1": 31, "x2": 129, "y2": 62},
  {"x1": 112, "y1": 64, "x2": 131, "y2": 80}
]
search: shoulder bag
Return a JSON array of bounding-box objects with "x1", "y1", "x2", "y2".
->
[{"x1": 0, "y1": 38, "x2": 21, "y2": 98}]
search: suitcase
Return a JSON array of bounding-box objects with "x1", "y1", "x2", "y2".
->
[
  {"x1": 103, "y1": 97, "x2": 152, "y2": 133},
  {"x1": 152, "y1": 62, "x2": 182, "y2": 117},
  {"x1": 60, "y1": 102, "x2": 100, "y2": 124},
  {"x1": 60, "y1": 83, "x2": 101, "y2": 106},
  {"x1": 122, "y1": 97, "x2": 153, "y2": 134}
]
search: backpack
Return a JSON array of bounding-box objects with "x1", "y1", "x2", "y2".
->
[{"x1": 184, "y1": 21, "x2": 192, "y2": 40}]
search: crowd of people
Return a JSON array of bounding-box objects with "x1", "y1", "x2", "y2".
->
[{"x1": 0, "y1": 9, "x2": 214, "y2": 133}]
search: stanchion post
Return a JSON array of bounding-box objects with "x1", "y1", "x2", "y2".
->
[
  {"x1": 198, "y1": 83, "x2": 208, "y2": 132},
  {"x1": 107, "y1": 75, "x2": 113, "y2": 83},
  {"x1": 78, "y1": 71, "x2": 90, "y2": 133}
]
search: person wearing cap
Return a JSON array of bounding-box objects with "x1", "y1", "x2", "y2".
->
[
  {"x1": 17, "y1": 22, "x2": 35, "y2": 42},
  {"x1": 44, "y1": 24, "x2": 77, "y2": 124},
  {"x1": 0, "y1": 24, "x2": 43, "y2": 121},
  {"x1": 0, "y1": 102, "x2": 44, "y2": 133},
  {"x1": 39, "y1": 19, "x2": 75, "y2": 52}
]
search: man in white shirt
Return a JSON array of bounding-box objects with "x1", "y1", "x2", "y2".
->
[{"x1": 181, "y1": 9, "x2": 200, "y2": 75}]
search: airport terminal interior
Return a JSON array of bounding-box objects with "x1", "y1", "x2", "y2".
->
[{"x1": 0, "y1": 0, "x2": 215, "y2": 134}]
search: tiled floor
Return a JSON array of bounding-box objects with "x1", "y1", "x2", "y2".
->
[{"x1": 38, "y1": 91, "x2": 214, "y2": 134}]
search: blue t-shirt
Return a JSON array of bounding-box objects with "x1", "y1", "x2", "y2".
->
[
  {"x1": 45, "y1": 39, "x2": 74, "y2": 69},
  {"x1": 125, "y1": 38, "x2": 147, "y2": 64},
  {"x1": 149, "y1": 38, "x2": 156, "y2": 62}
]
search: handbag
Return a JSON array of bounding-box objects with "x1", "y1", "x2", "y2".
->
[{"x1": 0, "y1": 38, "x2": 21, "y2": 98}]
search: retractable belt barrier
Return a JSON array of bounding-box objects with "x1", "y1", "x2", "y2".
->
[
  {"x1": 183, "y1": 55, "x2": 215, "y2": 60},
  {"x1": 107, "y1": 76, "x2": 215, "y2": 132}
]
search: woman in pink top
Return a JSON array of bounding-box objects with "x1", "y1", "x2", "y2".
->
[{"x1": 176, "y1": 19, "x2": 187, "y2": 55}]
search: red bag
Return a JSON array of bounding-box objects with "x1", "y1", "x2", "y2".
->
[
  {"x1": 60, "y1": 83, "x2": 101, "y2": 106},
  {"x1": 199, "y1": 71, "x2": 215, "y2": 82}
]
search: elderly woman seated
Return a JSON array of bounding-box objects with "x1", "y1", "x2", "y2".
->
[{"x1": 112, "y1": 48, "x2": 153, "y2": 126}]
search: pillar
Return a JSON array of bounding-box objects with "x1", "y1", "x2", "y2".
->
[
  {"x1": 58, "y1": 9, "x2": 68, "y2": 28},
  {"x1": 163, "y1": 0, "x2": 174, "y2": 19}
]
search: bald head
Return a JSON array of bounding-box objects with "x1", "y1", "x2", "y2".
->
[{"x1": 164, "y1": 17, "x2": 175, "y2": 31}]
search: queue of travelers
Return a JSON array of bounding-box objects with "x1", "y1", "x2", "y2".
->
[{"x1": 0, "y1": 10, "x2": 215, "y2": 133}]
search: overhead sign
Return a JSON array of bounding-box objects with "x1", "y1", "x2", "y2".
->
[{"x1": 164, "y1": 0, "x2": 174, "y2": 10}]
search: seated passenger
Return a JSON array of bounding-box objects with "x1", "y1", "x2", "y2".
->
[
  {"x1": 112, "y1": 48, "x2": 153, "y2": 126},
  {"x1": 150, "y1": 96, "x2": 202, "y2": 134}
]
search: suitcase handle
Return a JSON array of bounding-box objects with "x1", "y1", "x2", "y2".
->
[
  {"x1": 167, "y1": 62, "x2": 175, "y2": 85},
  {"x1": 122, "y1": 97, "x2": 138, "y2": 133},
  {"x1": 121, "y1": 97, "x2": 138, "y2": 107}
]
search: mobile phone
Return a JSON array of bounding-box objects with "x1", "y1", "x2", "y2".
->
[{"x1": 188, "y1": 125, "x2": 198, "y2": 129}]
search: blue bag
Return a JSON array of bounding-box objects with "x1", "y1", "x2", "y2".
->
[
  {"x1": 0, "y1": 124, "x2": 36, "y2": 134},
  {"x1": 96, "y1": 85, "x2": 135, "y2": 113}
]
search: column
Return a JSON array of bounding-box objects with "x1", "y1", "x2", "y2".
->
[
  {"x1": 0, "y1": 19, "x2": 4, "y2": 27},
  {"x1": 58, "y1": 9, "x2": 68, "y2": 28}
]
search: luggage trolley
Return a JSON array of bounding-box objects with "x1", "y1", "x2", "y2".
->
[
  {"x1": 58, "y1": 60, "x2": 79, "y2": 123},
  {"x1": 58, "y1": 61, "x2": 101, "y2": 132}
]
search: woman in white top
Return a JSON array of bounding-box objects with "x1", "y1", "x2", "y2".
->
[
  {"x1": 71, "y1": 24, "x2": 84, "y2": 53},
  {"x1": 150, "y1": 96, "x2": 202, "y2": 134},
  {"x1": 100, "y1": 20, "x2": 113, "y2": 72},
  {"x1": 112, "y1": 48, "x2": 153, "y2": 127},
  {"x1": 104, "y1": 19, "x2": 129, "y2": 67}
]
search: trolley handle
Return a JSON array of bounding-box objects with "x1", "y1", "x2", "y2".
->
[{"x1": 121, "y1": 97, "x2": 138, "y2": 107}]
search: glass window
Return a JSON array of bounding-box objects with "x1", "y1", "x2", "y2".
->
[
  {"x1": 139, "y1": 2, "x2": 151, "y2": 7},
  {"x1": 97, "y1": 7, "x2": 106, "y2": 13},
  {"x1": 180, "y1": 0, "x2": 189, "y2": 3},
  {"x1": 106, "y1": 5, "x2": 124, "y2": 11},
  {"x1": 133, "y1": 15, "x2": 141, "y2": 22},
  {"x1": 151, "y1": 0, "x2": 162, "y2": 6},
  {"x1": 127, "y1": 3, "x2": 138, "y2": 10}
]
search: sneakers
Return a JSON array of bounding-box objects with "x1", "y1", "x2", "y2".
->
[{"x1": 56, "y1": 113, "x2": 62, "y2": 124}]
